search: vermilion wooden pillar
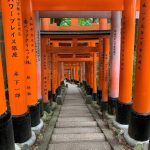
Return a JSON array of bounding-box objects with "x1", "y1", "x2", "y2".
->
[
  {"x1": 90, "y1": 61, "x2": 94, "y2": 94},
  {"x1": 75, "y1": 65, "x2": 79, "y2": 81},
  {"x1": 41, "y1": 37, "x2": 50, "y2": 111},
  {"x1": 34, "y1": 11, "x2": 43, "y2": 116},
  {"x1": 61, "y1": 62, "x2": 64, "y2": 81},
  {"x1": 98, "y1": 39, "x2": 104, "y2": 104},
  {"x1": 52, "y1": 53, "x2": 57, "y2": 101},
  {"x1": 22, "y1": 0, "x2": 40, "y2": 128},
  {"x1": 0, "y1": 50, "x2": 15, "y2": 150},
  {"x1": 41, "y1": 18, "x2": 50, "y2": 30},
  {"x1": 99, "y1": 18, "x2": 108, "y2": 30},
  {"x1": 93, "y1": 52, "x2": 97, "y2": 101},
  {"x1": 101, "y1": 37, "x2": 110, "y2": 112},
  {"x1": 2, "y1": 0, "x2": 32, "y2": 143},
  {"x1": 127, "y1": 0, "x2": 150, "y2": 142},
  {"x1": 80, "y1": 63, "x2": 83, "y2": 82},
  {"x1": 108, "y1": 11, "x2": 121, "y2": 115},
  {"x1": 47, "y1": 51, "x2": 52, "y2": 103},
  {"x1": 82, "y1": 62, "x2": 85, "y2": 82},
  {"x1": 116, "y1": 0, "x2": 136, "y2": 125}
]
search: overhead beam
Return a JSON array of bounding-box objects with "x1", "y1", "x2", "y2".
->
[
  {"x1": 58, "y1": 57, "x2": 93, "y2": 62},
  {"x1": 39, "y1": 11, "x2": 112, "y2": 18},
  {"x1": 48, "y1": 46, "x2": 101, "y2": 53},
  {"x1": 32, "y1": 0, "x2": 140, "y2": 11}
]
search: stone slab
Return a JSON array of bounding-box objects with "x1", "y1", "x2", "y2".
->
[
  {"x1": 57, "y1": 117, "x2": 93, "y2": 122},
  {"x1": 53, "y1": 127, "x2": 101, "y2": 134},
  {"x1": 56, "y1": 121, "x2": 97, "y2": 128},
  {"x1": 49, "y1": 141, "x2": 111, "y2": 150},
  {"x1": 51, "y1": 133, "x2": 105, "y2": 143}
]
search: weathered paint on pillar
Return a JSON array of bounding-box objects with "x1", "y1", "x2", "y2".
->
[
  {"x1": 116, "y1": 0, "x2": 136, "y2": 125},
  {"x1": 101, "y1": 38, "x2": 110, "y2": 111},
  {"x1": 108, "y1": 11, "x2": 121, "y2": 114},
  {"x1": 0, "y1": 49, "x2": 15, "y2": 150},
  {"x1": 34, "y1": 12, "x2": 42, "y2": 100},
  {"x1": 128, "y1": 0, "x2": 150, "y2": 142},
  {"x1": 2, "y1": 0, "x2": 32, "y2": 143}
]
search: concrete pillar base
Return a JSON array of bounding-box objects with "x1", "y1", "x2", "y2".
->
[
  {"x1": 16, "y1": 131, "x2": 36, "y2": 149},
  {"x1": 15, "y1": 144, "x2": 21, "y2": 150},
  {"x1": 31, "y1": 119, "x2": 44, "y2": 134},
  {"x1": 124, "y1": 130, "x2": 149, "y2": 147},
  {"x1": 113, "y1": 120, "x2": 128, "y2": 130},
  {"x1": 105, "y1": 112, "x2": 115, "y2": 120}
]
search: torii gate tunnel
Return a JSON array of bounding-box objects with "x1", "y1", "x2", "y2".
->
[{"x1": 0, "y1": 0, "x2": 150, "y2": 149}]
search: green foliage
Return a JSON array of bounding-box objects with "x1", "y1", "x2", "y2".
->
[
  {"x1": 60, "y1": 18, "x2": 71, "y2": 26},
  {"x1": 51, "y1": 18, "x2": 99, "y2": 26}
]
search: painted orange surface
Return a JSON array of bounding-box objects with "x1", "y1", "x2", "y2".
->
[
  {"x1": 99, "y1": 39, "x2": 104, "y2": 91},
  {"x1": 2, "y1": 0, "x2": 27, "y2": 115},
  {"x1": 133, "y1": 0, "x2": 150, "y2": 114},
  {"x1": 93, "y1": 52, "x2": 97, "y2": 93},
  {"x1": 31, "y1": 0, "x2": 140, "y2": 11},
  {"x1": 41, "y1": 18, "x2": 50, "y2": 30},
  {"x1": 52, "y1": 52, "x2": 58, "y2": 94},
  {"x1": 102, "y1": 38, "x2": 110, "y2": 102},
  {"x1": 0, "y1": 51, "x2": 7, "y2": 115},
  {"x1": 22, "y1": 0, "x2": 38, "y2": 106},
  {"x1": 47, "y1": 52, "x2": 51, "y2": 92},
  {"x1": 41, "y1": 37, "x2": 49, "y2": 103},
  {"x1": 0, "y1": 0, "x2": 140, "y2": 11},
  {"x1": 99, "y1": 18, "x2": 108, "y2": 30},
  {"x1": 119, "y1": 0, "x2": 136, "y2": 103}
]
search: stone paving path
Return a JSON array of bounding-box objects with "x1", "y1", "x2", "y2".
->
[{"x1": 49, "y1": 83, "x2": 111, "y2": 150}]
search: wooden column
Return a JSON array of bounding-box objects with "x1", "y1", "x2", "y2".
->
[
  {"x1": 116, "y1": 0, "x2": 136, "y2": 125},
  {"x1": 22, "y1": 0, "x2": 40, "y2": 127},
  {"x1": 2, "y1": 0, "x2": 32, "y2": 143},
  {"x1": 93, "y1": 52, "x2": 97, "y2": 101},
  {"x1": 101, "y1": 37, "x2": 110, "y2": 112},
  {"x1": 34, "y1": 11, "x2": 43, "y2": 116},
  {"x1": 128, "y1": 0, "x2": 150, "y2": 142},
  {"x1": 52, "y1": 53, "x2": 57, "y2": 101},
  {"x1": 48, "y1": 51, "x2": 52, "y2": 103},
  {"x1": 41, "y1": 18, "x2": 50, "y2": 30},
  {"x1": 108, "y1": 11, "x2": 121, "y2": 115},
  {"x1": 41, "y1": 37, "x2": 50, "y2": 112},
  {"x1": 0, "y1": 49, "x2": 15, "y2": 150},
  {"x1": 98, "y1": 39, "x2": 104, "y2": 104}
]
